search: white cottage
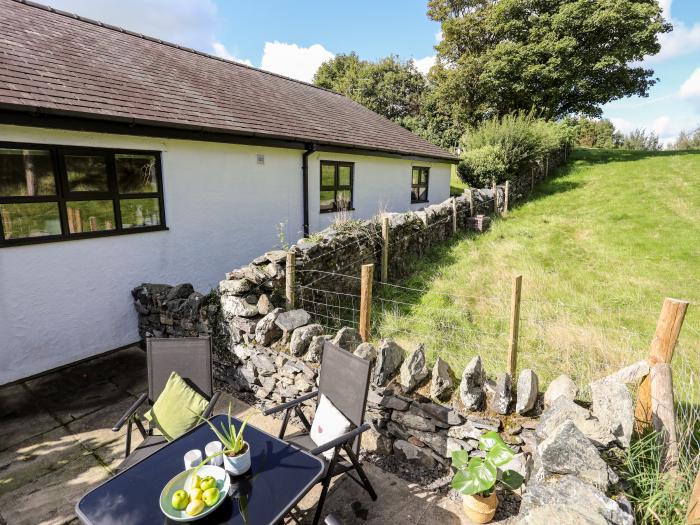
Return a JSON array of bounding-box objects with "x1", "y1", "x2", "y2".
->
[{"x1": 0, "y1": 0, "x2": 457, "y2": 383}]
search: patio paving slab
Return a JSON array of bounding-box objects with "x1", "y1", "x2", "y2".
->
[{"x1": 0, "y1": 384, "x2": 62, "y2": 451}]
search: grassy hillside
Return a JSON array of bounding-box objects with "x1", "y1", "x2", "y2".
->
[{"x1": 374, "y1": 149, "x2": 700, "y2": 399}]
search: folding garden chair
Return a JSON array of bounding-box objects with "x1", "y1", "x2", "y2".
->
[
  {"x1": 112, "y1": 337, "x2": 221, "y2": 471},
  {"x1": 263, "y1": 341, "x2": 377, "y2": 525}
]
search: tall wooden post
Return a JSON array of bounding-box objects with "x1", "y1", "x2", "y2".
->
[
  {"x1": 359, "y1": 264, "x2": 374, "y2": 342},
  {"x1": 507, "y1": 275, "x2": 523, "y2": 378},
  {"x1": 688, "y1": 467, "x2": 700, "y2": 524},
  {"x1": 530, "y1": 168, "x2": 535, "y2": 193},
  {"x1": 285, "y1": 252, "x2": 296, "y2": 310},
  {"x1": 381, "y1": 216, "x2": 389, "y2": 283},
  {"x1": 492, "y1": 182, "x2": 497, "y2": 214},
  {"x1": 635, "y1": 298, "x2": 689, "y2": 432},
  {"x1": 651, "y1": 363, "x2": 679, "y2": 471},
  {"x1": 1, "y1": 208, "x2": 12, "y2": 237},
  {"x1": 451, "y1": 197, "x2": 458, "y2": 234},
  {"x1": 504, "y1": 181, "x2": 510, "y2": 218},
  {"x1": 465, "y1": 188, "x2": 474, "y2": 216}
]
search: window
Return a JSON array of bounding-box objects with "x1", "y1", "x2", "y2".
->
[
  {"x1": 320, "y1": 161, "x2": 353, "y2": 213},
  {"x1": 0, "y1": 143, "x2": 165, "y2": 246},
  {"x1": 411, "y1": 166, "x2": 429, "y2": 203}
]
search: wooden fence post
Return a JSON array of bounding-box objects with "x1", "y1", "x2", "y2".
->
[
  {"x1": 452, "y1": 197, "x2": 458, "y2": 234},
  {"x1": 687, "y1": 467, "x2": 700, "y2": 524},
  {"x1": 634, "y1": 298, "x2": 689, "y2": 432},
  {"x1": 285, "y1": 252, "x2": 296, "y2": 310},
  {"x1": 360, "y1": 264, "x2": 374, "y2": 342},
  {"x1": 507, "y1": 275, "x2": 523, "y2": 378},
  {"x1": 530, "y1": 167, "x2": 535, "y2": 193},
  {"x1": 504, "y1": 181, "x2": 510, "y2": 218},
  {"x1": 651, "y1": 363, "x2": 679, "y2": 471},
  {"x1": 492, "y1": 182, "x2": 497, "y2": 214},
  {"x1": 381, "y1": 216, "x2": 389, "y2": 283},
  {"x1": 465, "y1": 188, "x2": 474, "y2": 216}
]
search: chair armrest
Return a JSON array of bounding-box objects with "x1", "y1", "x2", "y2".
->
[
  {"x1": 263, "y1": 390, "x2": 318, "y2": 416},
  {"x1": 309, "y1": 423, "x2": 370, "y2": 456},
  {"x1": 112, "y1": 392, "x2": 148, "y2": 431},
  {"x1": 202, "y1": 391, "x2": 221, "y2": 419}
]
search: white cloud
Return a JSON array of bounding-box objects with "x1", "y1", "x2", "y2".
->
[
  {"x1": 679, "y1": 68, "x2": 700, "y2": 99},
  {"x1": 644, "y1": 0, "x2": 700, "y2": 64},
  {"x1": 211, "y1": 41, "x2": 253, "y2": 66},
  {"x1": 610, "y1": 117, "x2": 634, "y2": 134},
  {"x1": 260, "y1": 42, "x2": 334, "y2": 82},
  {"x1": 41, "y1": 0, "x2": 219, "y2": 51},
  {"x1": 413, "y1": 56, "x2": 436, "y2": 75},
  {"x1": 435, "y1": 30, "x2": 443, "y2": 43}
]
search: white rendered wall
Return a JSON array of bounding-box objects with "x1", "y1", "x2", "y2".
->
[
  {"x1": 0, "y1": 125, "x2": 304, "y2": 384},
  {"x1": 306, "y1": 151, "x2": 452, "y2": 232},
  {"x1": 0, "y1": 125, "x2": 451, "y2": 384}
]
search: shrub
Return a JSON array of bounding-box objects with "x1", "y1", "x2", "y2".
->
[
  {"x1": 458, "y1": 112, "x2": 572, "y2": 186},
  {"x1": 457, "y1": 145, "x2": 508, "y2": 187}
]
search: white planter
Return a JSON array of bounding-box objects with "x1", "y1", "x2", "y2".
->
[{"x1": 222, "y1": 443, "x2": 251, "y2": 476}]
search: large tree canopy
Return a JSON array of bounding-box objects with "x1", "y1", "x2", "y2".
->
[
  {"x1": 313, "y1": 53, "x2": 426, "y2": 122},
  {"x1": 428, "y1": 0, "x2": 671, "y2": 126}
]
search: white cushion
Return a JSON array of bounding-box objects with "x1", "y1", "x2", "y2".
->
[{"x1": 310, "y1": 394, "x2": 352, "y2": 459}]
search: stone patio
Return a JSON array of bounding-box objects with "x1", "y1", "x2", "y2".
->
[{"x1": 0, "y1": 347, "x2": 471, "y2": 525}]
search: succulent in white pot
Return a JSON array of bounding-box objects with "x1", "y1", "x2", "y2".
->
[
  {"x1": 451, "y1": 431, "x2": 524, "y2": 524},
  {"x1": 200, "y1": 405, "x2": 252, "y2": 476}
]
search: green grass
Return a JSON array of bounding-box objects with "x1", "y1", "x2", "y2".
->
[
  {"x1": 373, "y1": 148, "x2": 700, "y2": 399},
  {"x1": 450, "y1": 163, "x2": 468, "y2": 195}
]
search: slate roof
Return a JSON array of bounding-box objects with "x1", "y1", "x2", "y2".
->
[{"x1": 0, "y1": 0, "x2": 457, "y2": 162}]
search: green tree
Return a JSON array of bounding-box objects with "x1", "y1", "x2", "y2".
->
[
  {"x1": 314, "y1": 53, "x2": 427, "y2": 122},
  {"x1": 570, "y1": 117, "x2": 622, "y2": 148},
  {"x1": 428, "y1": 0, "x2": 671, "y2": 128},
  {"x1": 673, "y1": 128, "x2": 700, "y2": 150},
  {"x1": 620, "y1": 129, "x2": 661, "y2": 151}
]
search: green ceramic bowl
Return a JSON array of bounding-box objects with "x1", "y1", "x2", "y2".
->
[{"x1": 159, "y1": 465, "x2": 231, "y2": 522}]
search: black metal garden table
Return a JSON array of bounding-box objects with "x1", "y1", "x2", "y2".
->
[{"x1": 76, "y1": 414, "x2": 325, "y2": 525}]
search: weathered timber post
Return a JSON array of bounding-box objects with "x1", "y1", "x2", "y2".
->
[
  {"x1": 687, "y1": 467, "x2": 700, "y2": 524},
  {"x1": 492, "y1": 182, "x2": 497, "y2": 214},
  {"x1": 381, "y1": 215, "x2": 389, "y2": 283},
  {"x1": 360, "y1": 264, "x2": 374, "y2": 342},
  {"x1": 651, "y1": 362, "x2": 679, "y2": 471},
  {"x1": 531, "y1": 167, "x2": 535, "y2": 193},
  {"x1": 285, "y1": 251, "x2": 296, "y2": 310},
  {"x1": 452, "y1": 197, "x2": 458, "y2": 234},
  {"x1": 507, "y1": 275, "x2": 523, "y2": 378},
  {"x1": 504, "y1": 181, "x2": 510, "y2": 218},
  {"x1": 465, "y1": 188, "x2": 474, "y2": 216},
  {"x1": 635, "y1": 298, "x2": 688, "y2": 433}
]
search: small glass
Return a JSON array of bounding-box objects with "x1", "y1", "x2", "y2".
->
[
  {"x1": 205, "y1": 441, "x2": 223, "y2": 466},
  {"x1": 184, "y1": 449, "x2": 202, "y2": 470}
]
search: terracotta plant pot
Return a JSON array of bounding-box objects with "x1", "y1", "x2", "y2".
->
[
  {"x1": 222, "y1": 442, "x2": 251, "y2": 476},
  {"x1": 462, "y1": 492, "x2": 498, "y2": 524}
]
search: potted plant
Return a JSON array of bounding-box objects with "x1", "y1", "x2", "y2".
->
[
  {"x1": 450, "y1": 431, "x2": 524, "y2": 524},
  {"x1": 200, "y1": 406, "x2": 252, "y2": 476}
]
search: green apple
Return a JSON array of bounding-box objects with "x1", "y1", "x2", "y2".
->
[
  {"x1": 202, "y1": 487, "x2": 220, "y2": 507},
  {"x1": 171, "y1": 489, "x2": 189, "y2": 511},
  {"x1": 199, "y1": 476, "x2": 217, "y2": 491}
]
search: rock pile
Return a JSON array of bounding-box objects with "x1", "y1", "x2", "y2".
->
[{"x1": 132, "y1": 283, "x2": 210, "y2": 339}]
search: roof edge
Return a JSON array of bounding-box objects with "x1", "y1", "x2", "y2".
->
[{"x1": 0, "y1": 107, "x2": 459, "y2": 164}]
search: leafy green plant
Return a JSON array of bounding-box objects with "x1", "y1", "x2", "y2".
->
[
  {"x1": 199, "y1": 404, "x2": 252, "y2": 456},
  {"x1": 451, "y1": 431, "x2": 524, "y2": 497}
]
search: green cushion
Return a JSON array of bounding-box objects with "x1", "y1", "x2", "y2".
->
[{"x1": 144, "y1": 371, "x2": 209, "y2": 441}]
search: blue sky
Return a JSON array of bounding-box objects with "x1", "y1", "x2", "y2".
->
[{"x1": 42, "y1": 0, "x2": 700, "y2": 145}]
